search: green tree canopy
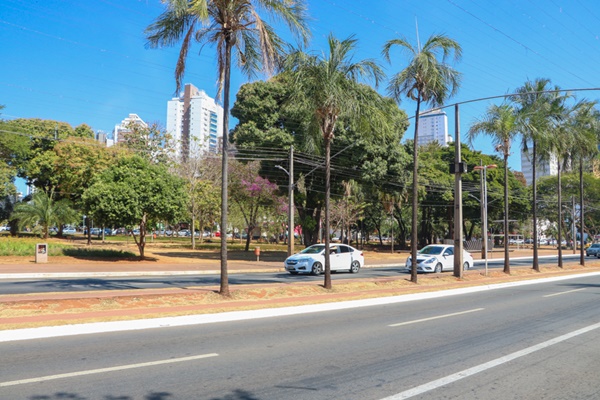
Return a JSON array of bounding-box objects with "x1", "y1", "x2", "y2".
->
[{"x1": 82, "y1": 155, "x2": 187, "y2": 259}]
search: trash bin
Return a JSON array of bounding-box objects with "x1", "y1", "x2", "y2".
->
[{"x1": 35, "y1": 243, "x2": 48, "y2": 263}]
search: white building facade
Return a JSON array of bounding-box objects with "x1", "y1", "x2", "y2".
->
[
  {"x1": 112, "y1": 114, "x2": 147, "y2": 145},
  {"x1": 521, "y1": 147, "x2": 558, "y2": 186},
  {"x1": 166, "y1": 84, "x2": 223, "y2": 161},
  {"x1": 417, "y1": 110, "x2": 450, "y2": 147}
]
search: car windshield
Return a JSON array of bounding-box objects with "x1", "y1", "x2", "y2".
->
[
  {"x1": 418, "y1": 245, "x2": 445, "y2": 255},
  {"x1": 300, "y1": 245, "x2": 325, "y2": 254}
]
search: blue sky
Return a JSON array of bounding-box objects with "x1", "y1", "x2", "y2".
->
[{"x1": 2, "y1": 0, "x2": 600, "y2": 194}]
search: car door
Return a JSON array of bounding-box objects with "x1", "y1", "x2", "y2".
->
[
  {"x1": 336, "y1": 245, "x2": 354, "y2": 271},
  {"x1": 442, "y1": 246, "x2": 454, "y2": 271},
  {"x1": 328, "y1": 246, "x2": 342, "y2": 270}
]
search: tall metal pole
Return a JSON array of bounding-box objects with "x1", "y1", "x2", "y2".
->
[
  {"x1": 288, "y1": 146, "x2": 294, "y2": 257},
  {"x1": 453, "y1": 104, "x2": 464, "y2": 278},
  {"x1": 572, "y1": 196, "x2": 576, "y2": 254},
  {"x1": 483, "y1": 166, "x2": 489, "y2": 276},
  {"x1": 479, "y1": 160, "x2": 485, "y2": 259}
]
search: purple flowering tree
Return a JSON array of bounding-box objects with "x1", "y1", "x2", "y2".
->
[{"x1": 230, "y1": 161, "x2": 284, "y2": 251}]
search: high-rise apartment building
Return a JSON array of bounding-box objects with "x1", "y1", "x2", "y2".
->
[
  {"x1": 166, "y1": 83, "x2": 224, "y2": 161},
  {"x1": 521, "y1": 147, "x2": 558, "y2": 186},
  {"x1": 417, "y1": 110, "x2": 450, "y2": 147},
  {"x1": 112, "y1": 114, "x2": 147, "y2": 144}
]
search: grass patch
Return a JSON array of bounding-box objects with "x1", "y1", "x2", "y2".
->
[{"x1": 0, "y1": 237, "x2": 72, "y2": 256}]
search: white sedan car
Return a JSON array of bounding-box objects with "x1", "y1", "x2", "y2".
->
[
  {"x1": 284, "y1": 244, "x2": 364, "y2": 275},
  {"x1": 406, "y1": 244, "x2": 473, "y2": 273}
]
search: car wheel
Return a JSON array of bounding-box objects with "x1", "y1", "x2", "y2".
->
[
  {"x1": 311, "y1": 262, "x2": 323, "y2": 276},
  {"x1": 434, "y1": 263, "x2": 443, "y2": 273},
  {"x1": 463, "y1": 261, "x2": 470, "y2": 270},
  {"x1": 289, "y1": 271, "x2": 299, "y2": 275},
  {"x1": 350, "y1": 260, "x2": 360, "y2": 273}
]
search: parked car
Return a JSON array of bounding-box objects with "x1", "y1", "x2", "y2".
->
[
  {"x1": 63, "y1": 227, "x2": 76, "y2": 235},
  {"x1": 284, "y1": 244, "x2": 364, "y2": 275},
  {"x1": 406, "y1": 244, "x2": 473, "y2": 273},
  {"x1": 589, "y1": 243, "x2": 600, "y2": 256}
]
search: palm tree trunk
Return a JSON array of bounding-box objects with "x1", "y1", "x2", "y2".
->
[
  {"x1": 219, "y1": 39, "x2": 232, "y2": 296},
  {"x1": 557, "y1": 162, "x2": 563, "y2": 268},
  {"x1": 532, "y1": 142, "x2": 539, "y2": 271},
  {"x1": 410, "y1": 98, "x2": 421, "y2": 284},
  {"x1": 579, "y1": 157, "x2": 585, "y2": 266},
  {"x1": 324, "y1": 135, "x2": 332, "y2": 289},
  {"x1": 503, "y1": 152, "x2": 510, "y2": 274}
]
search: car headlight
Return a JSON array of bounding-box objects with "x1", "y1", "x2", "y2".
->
[{"x1": 424, "y1": 257, "x2": 435, "y2": 264}]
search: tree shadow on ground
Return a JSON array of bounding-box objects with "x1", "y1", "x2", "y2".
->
[
  {"x1": 152, "y1": 250, "x2": 288, "y2": 262},
  {"x1": 61, "y1": 248, "x2": 154, "y2": 262}
]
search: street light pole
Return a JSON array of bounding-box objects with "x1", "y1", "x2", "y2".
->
[
  {"x1": 276, "y1": 145, "x2": 294, "y2": 257},
  {"x1": 474, "y1": 163, "x2": 497, "y2": 276}
]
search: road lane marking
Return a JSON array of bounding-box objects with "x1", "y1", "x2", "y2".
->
[
  {"x1": 380, "y1": 321, "x2": 600, "y2": 399},
  {"x1": 389, "y1": 308, "x2": 484, "y2": 327},
  {"x1": 0, "y1": 353, "x2": 218, "y2": 387},
  {"x1": 543, "y1": 288, "x2": 586, "y2": 297}
]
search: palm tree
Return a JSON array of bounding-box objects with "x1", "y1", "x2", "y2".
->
[
  {"x1": 544, "y1": 91, "x2": 571, "y2": 267},
  {"x1": 567, "y1": 99, "x2": 599, "y2": 265},
  {"x1": 146, "y1": 0, "x2": 309, "y2": 296},
  {"x1": 511, "y1": 78, "x2": 554, "y2": 272},
  {"x1": 284, "y1": 34, "x2": 385, "y2": 289},
  {"x1": 382, "y1": 34, "x2": 462, "y2": 283},
  {"x1": 468, "y1": 104, "x2": 518, "y2": 274},
  {"x1": 11, "y1": 190, "x2": 77, "y2": 239}
]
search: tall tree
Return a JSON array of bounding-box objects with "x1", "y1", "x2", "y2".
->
[
  {"x1": 569, "y1": 100, "x2": 600, "y2": 265},
  {"x1": 545, "y1": 91, "x2": 571, "y2": 267},
  {"x1": 284, "y1": 34, "x2": 386, "y2": 289},
  {"x1": 231, "y1": 77, "x2": 409, "y2": 247},
  {"x1": 382, "y1": 33, "x2": 462, "y2": 283},
  {"x1": 511, "y1": 78, "x2": 555, "y2": 272},
  {"x1": 468, "y1": 103, "x2": 518, "y2": 274},
  {"x1": 82, "y1": 155, "x2": 187, "y2": 259},
  {"x1": 146, "y1": 0, "x2": 309, "y2": 296}
]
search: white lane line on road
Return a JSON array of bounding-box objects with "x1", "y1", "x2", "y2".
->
[
  {"x1": 380, "y1": 321, "x2": 600, "y2": 400},
  {"x1": 389, "y1": 308, "x2": 484, "y2": 327},
  {"x1": 0, "y1": 353, "x2": 219, "y2": 387},
  {"x1": 543, "y1": 288, "x2": 586, "y2": 297}
]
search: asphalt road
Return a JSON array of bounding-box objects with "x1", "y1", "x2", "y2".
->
[
  {"x1": 0, "y1": 254, "x2": 582, "y2": 295},
  {"x1": 2, "y1": 273, "x2": 600, "y2": 399}
]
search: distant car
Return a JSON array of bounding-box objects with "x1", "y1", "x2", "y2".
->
[
  {"x1": 406, "y1": 244, "x2": 473, "y2": 273},
  {"x1": 284, "y1": 244, "x2": 364, "y2": 275},
  {"x1": 589, "y1": 243, "x2": 600, "y2": 256},
  {"x1": 63, "y1": 227, "x2": 76, "y2": 235}
]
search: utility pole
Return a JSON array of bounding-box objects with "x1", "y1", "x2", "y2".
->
[
  {"x1": 288, "y1": 146, "x2": 294, "y2": 257},
  {"x1": 453, "y1": 104, "x2": 464, "y2": 278},
  {"x1": 572, "y1": 196, "x2": 576, "y2": 254},
  {"x1": 474, "y1": 163, "x2": 497, "y2": 276},
  {"x1": 277, "y1": 147, "x2": 294, "y2": 257}
]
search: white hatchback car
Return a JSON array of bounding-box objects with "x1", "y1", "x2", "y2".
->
[
  {"x1": 406, "y1": 244, "x2": 473, "y2": 273},
  {"x1": 284, "y1": 244, "x2": 364, "y2": 275}
]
